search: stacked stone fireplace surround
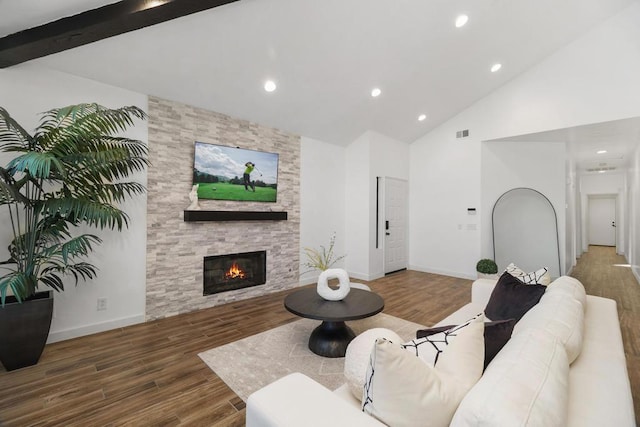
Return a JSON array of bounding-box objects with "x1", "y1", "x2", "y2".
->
[{"x1": 146, "y1": 96, "x2": 300, "y2": 320}]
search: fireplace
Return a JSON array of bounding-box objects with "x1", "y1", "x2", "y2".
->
[{"x1": 203, "y1": 251, "x2": 267, "y2": 295}]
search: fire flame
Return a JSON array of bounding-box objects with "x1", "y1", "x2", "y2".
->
[{"x1": 225, "y1": 262, "x2": 246, "y2": 279}]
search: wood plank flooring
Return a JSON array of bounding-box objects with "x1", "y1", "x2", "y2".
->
[{"x1": 0, "y1": 248, "x2": 637, "y2": 425}]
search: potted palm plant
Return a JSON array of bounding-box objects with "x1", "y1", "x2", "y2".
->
[{"x1": 0, "y1": 103, "x2": 148, "y2": 370}]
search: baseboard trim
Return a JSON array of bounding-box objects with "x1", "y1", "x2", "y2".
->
[
  {"x1": 409, "y1": 265, "x2": 476, "y2": 280},
  {"x1": 47, "y1": 314, "x2": 145, "y2": 343},
  {"x1": 633, "y1": 267, "x2": 640, "y2": 286},
  {"x1": 349, "y1": 272, "x2": 377, "y2": 282}
]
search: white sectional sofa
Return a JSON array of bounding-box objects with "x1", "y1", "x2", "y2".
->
[{"x1": 246, "y1": 276, "x2": 636, "y2": 427}]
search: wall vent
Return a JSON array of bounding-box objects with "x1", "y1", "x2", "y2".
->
[{"x1": 456, "y1": 129, "x2": 470, "y2": 138}]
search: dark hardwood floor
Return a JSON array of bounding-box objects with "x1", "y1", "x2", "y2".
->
[{"x1": 0, "y1": 247, "x2": 637, "y2": 425}]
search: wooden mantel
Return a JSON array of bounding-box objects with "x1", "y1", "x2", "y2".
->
[{"x1": 183, "y1": 210, "x2": 288, "y2": 222}]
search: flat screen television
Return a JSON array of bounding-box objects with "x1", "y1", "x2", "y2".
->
[{"x1": 193, "y1": 141, "x2": 279, "y2": 202}]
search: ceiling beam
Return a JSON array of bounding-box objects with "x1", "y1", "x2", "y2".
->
[{"x1": 0, "y1": 0, "x2": 239, "y2": 68}]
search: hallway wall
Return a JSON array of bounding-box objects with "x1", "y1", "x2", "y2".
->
[{"x1": 409, "y1": 3, "x2": 640, "y2": 278}]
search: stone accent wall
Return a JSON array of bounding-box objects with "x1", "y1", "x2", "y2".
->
[{"x1": 146, "y1": 96, "x2": 300, "y2": 320}]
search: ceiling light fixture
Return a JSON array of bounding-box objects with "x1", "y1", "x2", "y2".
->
[
  {"x1": 455, "y1": 15, "x2": 469, "y2": 28},
  {"x1": 264, "y1": 80, "x2": 277, "y2": 92},
  {"x1": 371, "y1": 88, "x2": 382, "y2": 97},
  {"x1": 145, "y1": 0, "x2": 167, "y2": 9},
  {"x1": 597, "y1": 150, "x2": 607, "y2": 154},
  {"x1": 418, "y1": 114, "x2": 427, "y2": 122},
  {"x1": 490, "y1": 63, "x2": 502, "y2": 73}
]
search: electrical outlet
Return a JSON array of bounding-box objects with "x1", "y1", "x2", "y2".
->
[{"x1": 97, "y1": 298, "x2": 107, "y2": 311}]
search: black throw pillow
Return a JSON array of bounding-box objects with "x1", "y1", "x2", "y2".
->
[
  {"x1": 485, "y1": 272, "x2": 545, "y2": 322},
  {"x1": 416, "y1": 318, "x2": 516, "y2": 370}
]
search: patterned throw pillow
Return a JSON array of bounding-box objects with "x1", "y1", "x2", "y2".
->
[
  {"x1": 362, "y1": 314, "x2": 485, "y2": 427},
  {"x1": 417, "y1": 318, "x2": 516, "y2": 370},
  {"x1": 506, "y1": 263, "x2": 551, "y2": 285},
  {"x1": 344, "y1": 328, "x2": 403, "y2": 401},
  {"x1": 402, "y1": 313, "x2": 483, "y2": 366}
]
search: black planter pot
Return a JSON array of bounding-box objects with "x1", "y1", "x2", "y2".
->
[{"x1": 0, "y1": 291, "x2": 53, "y2": 371}]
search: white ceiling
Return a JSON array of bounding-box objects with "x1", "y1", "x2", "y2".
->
[
  {"x1": 1, "y1": 0, "x2": 638, "y2": 166},
  {"x1": 490, "y1": 117, "x2": 640, "y2": 173}
]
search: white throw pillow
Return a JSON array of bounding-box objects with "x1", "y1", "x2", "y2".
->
[
  {"x1": 506, "y1": 263, "x2": 551, "y2": 285},
  {"x1": 515, "y1": 292, "x2": 585, "y2": 363},
  {"x1": 402, "y1": 313, "x2": 483, "y2": 366},
  {"x1": 362, "y1": 315, "x2": 484, "y2": 427},
  {"x1": 451, "y1": 328, "x2": 569, "y2": 427},
  {"x1": 344, "y1": 328, "x2": 402, "y2": 401}
]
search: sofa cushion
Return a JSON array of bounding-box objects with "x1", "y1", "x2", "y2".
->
[
  {"x1": 514, "y1": 291, "x2": 585, "y2": 363},
  {"x1": 505, "y1": 263, "x2": 551, "y2": 285},
  {"x1": 403, "y1": 313, "x2": 483, "y2": 367},
  {"x1": 485, "y1": 272, "x2": 545, "y2": 322},
  {"x1": 417, "y1": 318, "x2": 515, "y2": 370},
  {"x1": 566, "y1": 295, "x2": 636, "y2": 427},
  {"x1": 344, "y1": 328, "x2": 402, "y2": 401},
  {"x1": 451, "y1": 328, "x2": 569, "y2": 427},
  {"x1": 362, "y1": 315, "x2": 484, "y2": 427},
  {"x1": 544, "y1": 276, "x2": 587, "y2": 306},
  {"x1": 246, "y1": 372, "x2": 387, "y2": 427},
  {"x1": 434, "y1": 302, "x2": 486, "y2": 327}
]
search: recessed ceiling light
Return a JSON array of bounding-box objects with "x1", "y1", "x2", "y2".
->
[
  {"x1": 371, "y1": 88, "x2": 382, "y2": 97},
  {"x1": 490, "y1": 63, "x2": 502, "y2": 73},
  {"x1": 455, "y1": 15, "x2": 469, "y2": 28},
  {"x1": 264, "y1": 80, "x2": 277, "y2": 92},
  {"x1": 418, "y1": 114, "x2": 427, "y2": 122},
  {"x1": 597, "y1": 150, "x2": 607, "y2": 154},
  {"x1": 146, "y1": 0, "x2": 166, "y2": 8}
]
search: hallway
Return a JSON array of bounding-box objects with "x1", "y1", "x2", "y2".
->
[{"x1": 570, "y1": 245, "x2": 640, "y2": 422}]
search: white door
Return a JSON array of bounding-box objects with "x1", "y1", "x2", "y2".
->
[
  {"x1": 588, "y1": 196, "x2": 616, "y2": 246},
  {"x1": 384, "y1": 177, "x2": 408, "y2": 274}
]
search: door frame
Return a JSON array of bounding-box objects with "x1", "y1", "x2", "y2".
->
[
  {"x1": 381, "y1": 177, "x2": 409, "y2": 275},
  {"x1": 586, "y1": 194, "x2": 617, "y2": 248},
  {"x1": 579, "y1": 183, "x2": 627, "y2": 257}
]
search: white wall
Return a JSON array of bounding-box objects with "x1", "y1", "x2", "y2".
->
[
  {"x1": 566, "y1": 157, "x2": 578, "y2": 274},
  {"x1": 481, "y1": 141, "x2": 566, "y2": 276},
  {"x1": 409, "y1": 3, "x2": 640, "y2": 279},
  {"x1": 629, "y1": 145, "x2": 640, "y2": 282},
  {"x1": 345, "y1": 133, "x2": 371, "y2": 279},
  {"x1": 344, "y1": 131, "x2": 409, "y2": 280},
  {"x1": 0, "y1": 64, "x2": 148, "y2": 342},
  {"x1": 579, "y1": 173, "x2": 626, "y2": 254},
  {"x1": 409, "y1": 123, "x2": 481, "y2": 279},
  {"x1": 369, "y1": 133, "x2": 410, "y2": 279},
  {"x1": 299, "y1": 137, "x2": 347, "y2": 284}
]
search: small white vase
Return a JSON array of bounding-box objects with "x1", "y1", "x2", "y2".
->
[{"x1": 317, "y1": 268, "x2": 351, "y2": 301}]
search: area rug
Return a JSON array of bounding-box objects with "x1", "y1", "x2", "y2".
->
[{"x1": 198, "y1": 313, "x2": 425, "y2": 401}]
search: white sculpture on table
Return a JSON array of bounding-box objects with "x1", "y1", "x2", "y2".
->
[
  {"x1": 317, "y1": 268, "x2": 351, "y2": 301},
  {"x1": 187, "y1": 184, "x2": 201, "y2": 210}
]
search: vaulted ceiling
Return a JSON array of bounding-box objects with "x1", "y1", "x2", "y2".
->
[{"x1": 1, "y1": 0, "x2": 637, "y2": 171}]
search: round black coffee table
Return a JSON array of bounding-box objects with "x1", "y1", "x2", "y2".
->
[{"x1": 284, "y1": 287, "x2": 384, "y2": 358}]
